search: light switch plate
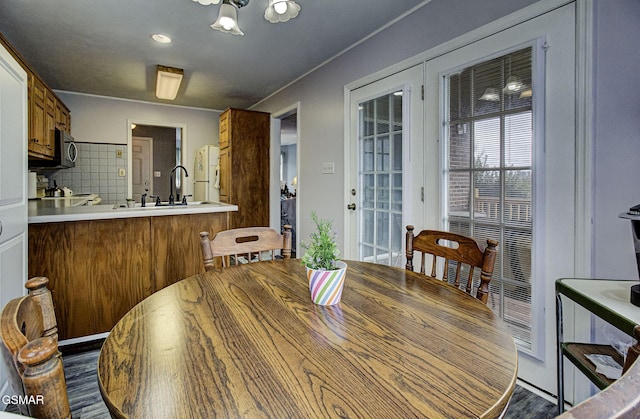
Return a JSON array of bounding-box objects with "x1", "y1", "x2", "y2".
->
[
  {"x1": 154, "y1": 171, "x2": 161, "y2": 177},
  {"x1": 322, "y1": 162, "x2": 335, "y2": 174},
  {"x1": 118, "y1": 168, "x2": 126, "y2": 177},
  {"x1": 116, "y1": 149, "x2": 123, "y2": 158}
]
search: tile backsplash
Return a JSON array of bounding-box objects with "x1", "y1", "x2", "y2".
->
[{"x1": 46, "y1": 143, "x2": 128, "y2": 205}]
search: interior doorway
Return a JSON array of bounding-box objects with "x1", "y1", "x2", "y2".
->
[
  {"x1": 280, "y1": 113, "x2": 298, "y2": 257},
  {"x1": 131, "y1": 137, "x2": 153, "y2": 202},
  {"x1": 128, "y1": 122, "x2": 186, "y2": 202},
  {"x1": 271, "y1": 104, "x2": 300, "y2": 257}
]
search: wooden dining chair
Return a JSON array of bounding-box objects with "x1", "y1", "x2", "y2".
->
[
  {"x1": 200, "y1": 224, "x2": 292, "y2": 270},
  {"x1": 405, "y1": 226, "x2": 499, "y2": 304},
  {"x1": 0, "y1": 277, "x2": 71, "y2": 418}
]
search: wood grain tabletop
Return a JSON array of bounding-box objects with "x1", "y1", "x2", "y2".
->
[{"x1": 97, "y1": 259, "x2": 517, "y2": 418}]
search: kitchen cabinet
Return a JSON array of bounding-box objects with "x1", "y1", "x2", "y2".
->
[
  {"x1": 0, "y1": 40, "x2": 28, "y2": 397},
  {"x1": 219, "y1": 108, "x2": 270, "y2": 228},
  {"x1": 28, "y1": 74, "x2": 71, "y2": 160},
  {"x1": 28, "y1": 74, "x2": 52, "y2": 158},
  {"x1": 28, "y1": 212, "x2": 230, "y2": 340},
  {"x1": 55, "y1": 99, "x2": 70, "y2": 132},
  {"x1": 0, "y1": 32, "x2": 70, "y2": 160}
]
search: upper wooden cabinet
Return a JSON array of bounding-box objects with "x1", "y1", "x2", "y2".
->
[
  {"x1": 0, "y1": 32, "x2": 70, "y2": 160},
  {"x1": 27, "y1": 72, "x2": 70, "y2": 160},
  {"x1": 55, "y1": 99, "x2": 70, "y2": 132},
  {"x1": 219, "y1": 108, "x2": 270, "y2": 228}
]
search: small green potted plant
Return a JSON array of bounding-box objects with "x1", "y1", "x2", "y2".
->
[{"x1": 301, "y1": 212, "x2": 347, "y2": 305}]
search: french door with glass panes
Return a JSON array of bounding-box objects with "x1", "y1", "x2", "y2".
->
[
  {"x1": 347, "y1": 65, "x2": 424, "y2": 266},
  {"x1": 424, "y1": 3, "x2": 576, "y2": 394}
]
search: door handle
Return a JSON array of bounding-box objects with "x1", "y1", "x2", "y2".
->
[{"x1": 347, "y1": 203, "x2": 356, "y2": 210}]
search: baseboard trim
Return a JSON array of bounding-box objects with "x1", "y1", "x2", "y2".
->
[{"x1": 59, "y1": 332, "x2": 109, "y2": 355}]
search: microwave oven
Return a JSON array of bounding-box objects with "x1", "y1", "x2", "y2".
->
[{"x1": 30, "y1": 128, "x2": 78, "y2": 169}]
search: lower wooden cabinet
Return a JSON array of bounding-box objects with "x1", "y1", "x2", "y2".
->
[{"x1": 28, "y1": 212, "x2": 229, "y2": 340}]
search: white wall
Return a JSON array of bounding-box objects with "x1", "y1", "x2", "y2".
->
[
  {"x1": 55, "y1": 92, "x2": 221, "y2": 197},
  {"x1": 252, "y1": 0, "x2": 539, "y2": 252},
  {"x1": 593, "y1": 0, "x2": 640, "y2": 279}
]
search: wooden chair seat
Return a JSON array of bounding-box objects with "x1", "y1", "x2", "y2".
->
[
  {"x1": 200, "y1": 225, "x2": 292, "y2": 270},
  {"x1": 0, "y1": 277, "x2": 70, "y2": 418},
  {"x1": 405, "y1": 226, "x2": 498, "y2": 304}
]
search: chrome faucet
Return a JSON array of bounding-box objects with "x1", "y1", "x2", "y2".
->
[{"x1": 169, "y1": 165, "x2": 189, "y2": 205}]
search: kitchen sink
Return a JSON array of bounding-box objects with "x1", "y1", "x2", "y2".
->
[{"x1": 113, "y1": 201, "x2": 220, "y2": 210}]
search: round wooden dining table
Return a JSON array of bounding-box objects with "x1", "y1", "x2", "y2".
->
[{"x1": 97, "y1": 259, "x2": 517, "y2": 418}]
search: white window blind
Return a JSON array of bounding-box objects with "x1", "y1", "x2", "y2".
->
[{"x1": 444, "y1": 47, "x2": 534, "y2": 348}]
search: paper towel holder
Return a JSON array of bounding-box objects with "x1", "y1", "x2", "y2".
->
[{"x1": 28, "y1": 171, "x2": 38, "y2": 199}]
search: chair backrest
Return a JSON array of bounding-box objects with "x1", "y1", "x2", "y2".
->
[
  {"x1": 200, "y1": 225, "x2": 292, "y2": 270},
  {"x1": 405, "y1": 226, "x2": 498, "y2": 304},
  {"x1": 0, "y1": 277, "x2": 70, "y2": 418}
]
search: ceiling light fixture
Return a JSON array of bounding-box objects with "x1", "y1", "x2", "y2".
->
[
  {"x1": 503, "y1": 75, "x2": 523, "y2": 93},
  {"x1": 479, "y1": 88, "x2": 500, "y2": 101},
  {"x1": 195, "y1": 0, "x2": 300, "y2": 35},
  {"x1": 264, "y1": 0, "x2": 301, "y2": 23},
  {"x1": 210, "y1": 0, "x2": 247, "y2": 36},
  {"x1": 156, "y1": 65, "x2": 184, "y2": 100},
  {"x1": 151, "y1": 34, "x2": 172, "y2": 44}
]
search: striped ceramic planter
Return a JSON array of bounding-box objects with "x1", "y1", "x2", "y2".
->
[{"x1": 306, "y1": 261, "x2": 347, "y2": 305}]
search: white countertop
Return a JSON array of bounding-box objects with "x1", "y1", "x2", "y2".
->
[{"x1": 29, "y1": 201, "x2": 238, "y2": 223}]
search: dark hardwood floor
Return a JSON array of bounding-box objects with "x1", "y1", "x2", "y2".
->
[{"x1": 7, "y1": 343, "x2": 559, "y2": 418}]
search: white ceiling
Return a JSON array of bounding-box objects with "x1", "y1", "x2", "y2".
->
[{"x1": 0, "y1": 0, "x2": 427, "y2": 110}]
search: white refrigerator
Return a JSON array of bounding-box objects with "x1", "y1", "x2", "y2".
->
[{"x1": 193, "y1": 145, "x2": 220, "y2": 202}]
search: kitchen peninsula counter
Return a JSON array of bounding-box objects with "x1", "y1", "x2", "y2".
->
[
  {"x1": 28, "y1": 202, "x2": 239, "y2": 341},
  {"x1": 29, "y1": 200, "x2": 238, "y2": 223}
]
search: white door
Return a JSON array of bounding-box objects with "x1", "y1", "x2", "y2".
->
[
  {"x1": 346, "y1": 65, "x2": 423, "y2": 266},
  {"x1": 0, "y1": 42, "x2": 28, "y2": 404},
  {"x1": 424, "y1": 4, "x2": 576, "y2": 395},
  {"x1": 132, "y1": 137, "x2": 153, "y2": 202}
]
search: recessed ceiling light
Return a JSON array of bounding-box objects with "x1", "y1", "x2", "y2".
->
[{"x1": 151, "y1": 34, "x2": 172, "y2": 44}]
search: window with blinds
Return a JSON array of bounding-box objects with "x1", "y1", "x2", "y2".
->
[{"x1": 443, "y1": 47, "x2": 534, "y2": 348}]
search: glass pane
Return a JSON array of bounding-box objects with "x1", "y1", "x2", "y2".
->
[
  {"x1": 504, "y1": 48, "x2": 533, "y2": 111},
  {"x1": 363, "y1": 210, "x2": 374, "y2": 244},
  {"x1": 375, "y1": 96, "x2": 390, "y2": 134},
  {"x1": 392, "y1": 133, "x2": 402, "y2": 170},
  {"x1": 392, "y1": 92, "x2": 403, "y2": 132},
  {"x1": 447, "y1": 71, "x2": 472, "y2": 120},
  {"x1": 362, "y1": 245, "x2": 374, "y2": 259},
  {"x1": 505, "y1": 170, "x2": 532, "y2": 227},
  {"x1": 449, "y1": 220, "x2": 470, "y2": 238},
  {"x1": 448, "y1": 122, "x2": 471, "y2": 169},
  {"x1": 362, "y1": 174, "x2": 374, "y2": 209},
  {"x1": 391, "y1": 213, "x2": 403, "y2": 251},
  {"x1": 361, "y1": 101, "x2": 374, "y2": 137},
  {"x1": 474, "y1": 118, "x2": 500, "y2": 169},
  {"x1": 504, "y1": 228, "x2": 532, "y2": 283},
  {"x1": 474, "y1": 170, "x2": 500, "y2": 222},
  {"x1": 449, "y1": 171, "x2": 470, "y2": 216},
  {"x1": 376, "y1": 174, "x2": 389, "y2": 209},
  {"x1": 376, "y1": 136, "x2": 390, "y2": 171},
  {"x1": 505, "y1": 112, "x2": 532, "y2": 167},
  {"x1": 362, "y1": 138, "x2": 374, "y2": 171},
  {"x1": 392, "y1": 174, "x2": 402, "y2": 211},
  {"x1": 474, "y1": 56, "x2": 503, "y2": 117},
  {"x1": 376, "y1": 212, "x2": 389, "y2": 247}
]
